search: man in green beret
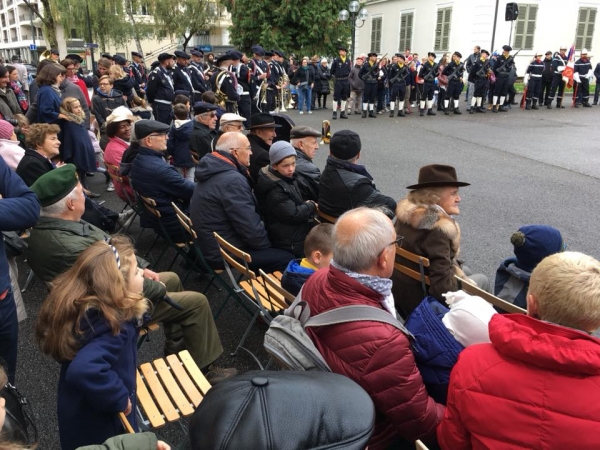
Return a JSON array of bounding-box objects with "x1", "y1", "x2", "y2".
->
[{"x1": 28, "y1": 165, "x2": 236, "y2": 383}]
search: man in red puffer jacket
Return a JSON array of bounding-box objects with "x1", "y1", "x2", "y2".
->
[
  {"x1": 303, "y1": 207, "x2": 444, "y2": 450},
  {"x1": 438, "y1": 251, "x2": 600, "y2": 450}
]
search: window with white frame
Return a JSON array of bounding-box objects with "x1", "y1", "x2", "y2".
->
[
  {"x1": 514, "y1": 4, "x2": 538, "y2": 50},
  {"x1": 434, "y1": 7, "x2": 452, "y2": 52},
  {"x1": 371, "y1": 16, "x2": 382, "y2": 54},
  {"x1": 398, "y1": 12, "x2": 413, "y2": 53}
]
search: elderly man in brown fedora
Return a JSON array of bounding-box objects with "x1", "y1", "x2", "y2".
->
[
  {"x1": 247, "y1": 112, "x2": 281, "y2": 184},
  {"x1": 392, "y1": 164, "x2": 489, "y2": 318}
]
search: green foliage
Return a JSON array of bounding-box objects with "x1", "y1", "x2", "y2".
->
[
  {"x1": 225, "y1": 0, "x2": 351, "y2": 57},
  {"x1": 150, "y1": 0, "x2": 222, "y2": 50}
]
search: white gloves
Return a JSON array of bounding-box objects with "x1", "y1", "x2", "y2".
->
[{"x1": 573, "y1": 72, "x2": 581, "y2": 83}]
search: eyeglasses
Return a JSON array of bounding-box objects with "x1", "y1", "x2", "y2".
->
[
  {"x1": 99, "y1": 82, "x2": 111, "y2": 86},
  {"x1": 230, "y1": 146, "x2": 251, "y2": 152},
  {"x1": 201, "y1": 112, "x2": 217, "y2": 118},
  {"x1": 381, "y1": 236, "x2": 404, "y2": 254}
]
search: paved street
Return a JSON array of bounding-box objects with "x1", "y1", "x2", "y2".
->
[{"x1": 16, "y1": 99, "x2": 600, "y2": 448}]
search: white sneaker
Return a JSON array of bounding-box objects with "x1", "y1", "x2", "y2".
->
[
  {"x1": 299, "y1": 111, "x2": 304, "y2": 115},
  {"x1": 106, "y1": 181, "x2": 115, "y2": 192},
  {"x1": 308, "y1": 111, "x2": 313, "y2": 114}
]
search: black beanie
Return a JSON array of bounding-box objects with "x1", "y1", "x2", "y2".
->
[{"x1": 330, "y1": 130, "x2": 362, "y2": 160}]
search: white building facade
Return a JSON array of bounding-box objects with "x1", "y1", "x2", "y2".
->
[{"x1": 357, "y1": 0, "x2": 600, "y2": 75}]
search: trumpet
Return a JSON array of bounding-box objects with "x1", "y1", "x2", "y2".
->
[{"x1": 277, "y1": 73, "x2": 290, "y2": 112}]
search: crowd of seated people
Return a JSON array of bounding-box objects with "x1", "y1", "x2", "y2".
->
[{"x1": 1, "y1": 64, "x2": 599, "y2": 450}]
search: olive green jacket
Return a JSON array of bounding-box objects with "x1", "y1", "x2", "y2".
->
[{"x1": 77, "y1": 432, "x2": 158, "y2": 450}]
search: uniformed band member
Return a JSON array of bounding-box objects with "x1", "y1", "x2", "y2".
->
[
  {"x1": 229, "y1": 51, "x2": 252, "y2": 126},
  {"x1": 189, "y1": 50, "x2": 208, "y2": 97},
  {"x1": 146, "y1": 52, "x2": 175, "y2": 124},
  {"x1": 210, "y1": 53, "x2": 240, "y2": 113},
  {"x1": 359, "y1": 52, "x2": 379, "y2": 118},
  {"x1": 469, "y1": 49, "x2": 491, "y2": 114},
  {"x1": 249, "y1": 45, "x2": 270, "y2": 115},
  {"x1": 574, "y1": 49, "x2": 593, "y2": 107},
  {"x1": 130, "y1": 51, "x2": 148, "y2": 97},
  {"x1": 172, "y1": 50, "x2": 195, "y2": 103},
  {"x1": 388, "y1": 54, "x2": 409, "y2": 117},
  {"x1": 330, "y1": 45, "x2": 352, "y2": 120},
  {"x1": 442, "y1": 51, "x2": 464, "y2": 114},
  {"x1": 264, "y1": 51, "x2": 280, "y2": 113},
  {"x1": 492, "y1": 45, "x2": 514, "y2": 112},
  {"x1": 417, "y1": 52, "x2": 439, "y2": 116},
  {"x1": 270, "y1": 50, "x2": 287, "y2": 112},
  {"x1": 525, "y1": 51, "x2": 544, "y2": 110},
  {"x1": 547, "y1": 46, "x2": 568, "y2": 109}
]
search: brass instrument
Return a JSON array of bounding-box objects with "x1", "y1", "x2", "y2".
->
[
  {"x1": 277, "y1": 72, "x2": 290, "y2": 112},
  {"x1": 259, "y1": 81, "x2": 268, "y2": 106},
  {"x1": 214, "y1": 70, "x2": 229, "y2": 109},
  {"x1": 320, "y1": 120, "x2": 331, "y2": 145},
  {"x1": 39, "y1": 49, "x2": 53, "y2": 61}
]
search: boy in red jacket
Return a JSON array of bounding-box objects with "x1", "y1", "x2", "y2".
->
[{"x1": 438, "y1": 251, "x2": 600, "y2": 450}]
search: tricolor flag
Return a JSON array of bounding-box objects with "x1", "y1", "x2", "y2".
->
[{"x1": 563, "y1": 44, "x2": 576, "y2": 88}]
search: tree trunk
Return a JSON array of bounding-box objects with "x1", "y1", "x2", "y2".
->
[
  {"x1": 182, "y1": 32, "x2": 192, "y2": 52},
  {"x1": 125, "y1": 0, "x2": 144, "y2": 55},
  {"x1": 40, "y1": 0, "x2": 58, "y2": 50}
]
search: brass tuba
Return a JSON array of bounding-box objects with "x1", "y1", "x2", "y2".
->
[{"x1": 39, "y1": 49, "x2": 53, "y2": 61}]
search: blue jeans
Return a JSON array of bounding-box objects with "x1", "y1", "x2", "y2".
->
[
  {"x1": 297, "y1": 86, "x2": 312, "y2": 112},
  {"x1": 0, "y1": 289, "x2": 18, "y2": 384}
]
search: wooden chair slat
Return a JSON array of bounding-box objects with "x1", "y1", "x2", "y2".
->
[
  {"x1": 171, "y1": 202, "x2": 198, "y2": 239},
  {"x1": 455, "y1": 275, "x2": 527, "y2": 314},
  {"x1": 394, "y1": 262, "x2": 431, "y2": 285},
  {"x1": 253, "y1": 278, "x2": 288, "y2": 310},
  {"x1": 240, "y1": 280, "x2": 285, "y2": 312},
  {"x1": 396, "y1": 247, "x2": 431, "y2": 267},
  {"x1": 139, "y1": 195, "x2": 161, "y2": 218},
  {"x1": 166, "y1": 354, "x2": 204, "y2": 407},
  {"x1": 153, "y1": 358, "x2": 194, "y2": 417},
  {"x1": 219, "y1": 248, "x2": 257, "y2": 280},
  {"x1": 119, "y1": 412, "x2": 135, "y2": 434},
  {"x1": 316, "y1": 208, "x2": 337, "y2": 224},
  {"x1": 272, "y1": 271, "x2": 283, "y2": 280},
  {"x1": 213, "y1": 232, "x2": 252, "y2": 262},
  {"x1": 139, "y1": 322, "x2": 160, "y2": 337},
  {"x1": 139, "y1": 363, "x2": 179, "y2": 422},
  {"x1": 179, "y1": 350, "x2": 212, "y2": 395},
  {"x1": 135, "y1": 370, "x2": 166, "y2": 428},
  {"x1": 259, "y1": 269, "x2": 295, "y2": 305}
]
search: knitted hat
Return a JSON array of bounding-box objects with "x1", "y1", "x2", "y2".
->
[
  {"x1": 0, "y1": 120, "x2": 14, "y2": 140},
  {"x1": 30, "y1": 164, "x2": 79, "y2": 207},
  {"x1": 330, "y1": 130, "x2": 361, "y2": 160},
  {"x1": 189, "y1": 370, "x2": 375, "y2": 450},
  {"x1": 511, "y1": 225, "x2": 564, "y2": 273},
  {"x1": 269, "y1": 140, "x2": 296, "y2": 165},
  {"x1": 442, "y1": 290, "x2": 497, "y2": 347}
]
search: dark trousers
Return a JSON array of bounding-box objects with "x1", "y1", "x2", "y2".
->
[
  {"x1": 494, "y1": 76, "x2": 509, "y2": 97},
  {"x1": 540, "y1": 80, "x2": 553, "y2": 105},
  {"x1": 247, "y1": 248, "x2": 295, "y2": 273},
  {"x1": 437, "y1": 87, "x2": 446, "y2": 110},
  {"x1": 390, "y1": 83, "x2": 406, "y2": 101},
  {"x1": 422, "y1": 81, "x2": 435, "y2": 101},
  {"x1": 487, "y1": 83, "x2": 495, "y2": 103},
  {"x1": 83, "y1": 197, "x2": 118, "y2": 232},
  {"x1": 578, "y1": 78, "x2": 590, "y2": 104},
  {"x1": 594, "y1": 83, "x2": 600, "y2": 104},
  {"x1": 363, "y1": 83, "x2": 378, "y2": 104},
  {"x1": 333, "y1": 80, "x2": 350, "y2": 102},
  {"x1": 526, "y1": 77, "x2": 542, "y2": 101},
  {"x1": 152, "y1": 102, "x2": 172, "y2": 125},
  {"x1": 447, "y1": 80, "x2": 462, "y2": 100},
  {"x1": 238, "y1": 96, "x2": 252, "y2": 128},
  {"x1": 377, "y1": 86, "x2": 386, "y2": 111},
  {"x1": 0, "y1": 291, "x2": 18, "y2": 384},
  {"x1": 548, "y1": 74, "x2": 565, "y2": 104},
  {"x1": 505, "y1": 84, "x2": 517, "y2": 104},
  {"x1": 318, "y1": 93, "x2": 328, "y2": 108},
  {"x1": 474, "y1": 78, "x2": 488, "y2": 97}
]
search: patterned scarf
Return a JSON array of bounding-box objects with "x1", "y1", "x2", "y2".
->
[{"x1": 331, "y1": 260, "x2": 397, "y2": 317}]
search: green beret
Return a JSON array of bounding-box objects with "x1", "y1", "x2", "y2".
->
[{"x1": 30, "y1": 164, "x2": 79, "y2": 207}]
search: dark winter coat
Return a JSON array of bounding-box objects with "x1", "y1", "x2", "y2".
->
[
  {"x1": 494, "y1": 257, "x2": 530, "y2": 309},
  {"x1": 280, "y1": 258, "x2": 315, "y2": 296},
  {"x1": 317, "y1": 65, "x2": 332, "y2": 94},
  {"x1": 248, "y1": 133, "x2": 271, "y2": 185},
  {"x1": 36, "y1": 85, "x2": 62, "y2": 123},
  {"x1": 58, "y1": 309, "x2": 139, "y2": 450},
  {"x1": 191, "y1": 151, "x2": 270, "y2": 267},
  {"x1": 129, "y1": 146, "x2": 195, "y2": 242},
  {"x1": 303, "y1": 266, "x2": 444, "y2": 450},
  {"x1": 349, "y1": 64, "x2": 365, "y2": 91},
  {"x1": 405, "y1": 297, "x2": 464, "y2": 405},
  {"x1": 92, "y1": 89, "x2": 127, "y2": 127},
  {"x1": 113, "y1": 75, "x2": 136, "y2": 101},
  {"x1": 294, "y1": 148, "x2": 320, "y2": 202},
  {"x1": 392, "y1": 198, "x2": 468, "y2": 319},
  {"x1": 167, "y1": 120, "x2": 194, "y2": 168},
  {"x1": 58, "y1": 119, "x2": 97, "y2": 172},
  {"x1": 189, "y1": 120, "x2": 216, "y2": 163},
  {"x1": 0, "y1": 157, "x2": 40, "y2": 293},
  {"x1": 254, "y1": 166, "x2": 315, "y2": 257},
  {"x1": 15, "y1": 148, "x2": 54, "y2": 187},
  {"x1": 318, "y1": 156, "x2": 396, "y2": 219},
  {"x1": 291, "y1": 66, "x2": 315, "y2": 87}
]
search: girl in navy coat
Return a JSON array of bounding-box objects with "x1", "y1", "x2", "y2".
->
[{"x1": 36, "y1": 236, "x2": 149, "y2": 450}]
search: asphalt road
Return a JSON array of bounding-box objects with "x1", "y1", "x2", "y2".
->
[{"x1": 15, "y1": 96, "x2": 600, "y2": 448}]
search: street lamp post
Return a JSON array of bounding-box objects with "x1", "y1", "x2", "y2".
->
[{"x1": 338, "y1": 1, "x2": 368, "y2": 62}]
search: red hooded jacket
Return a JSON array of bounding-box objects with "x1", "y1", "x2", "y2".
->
[
  {"x1": 303, "y1": 266, "x2": 444, "y2": 450},
  {"x1": 438, "y1": 313, "x2": 600, "y2": 449}
]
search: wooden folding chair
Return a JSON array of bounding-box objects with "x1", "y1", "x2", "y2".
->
[
  {"x1": 171, "y1": 202, "x2": 239, "y2": 297},
  {"x1": 455, "y1": 275, "x2": 527, "y2": 314},
  {"x1": 138, "y1": 195, "x2": 195, "y2": 273},
  {"x1": 259, "y1": 269, "x2": 295, "y2": 309},
  {"x1": 315, "y1": 207, "x2": 338, "y2": 224},
  {"x1": 213, "y1": 232, "x2": 282, "y2": 366},
  {"x1": 394, "y1": 246, "x2": 431, "y2": 297},
  {"x1": 119, "y1": 350, "x2": 211, "y2": 449}
]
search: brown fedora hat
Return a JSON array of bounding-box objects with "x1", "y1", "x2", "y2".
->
[{"x1": 406, "y1": 164, "x2": 470, "y2": 189}]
